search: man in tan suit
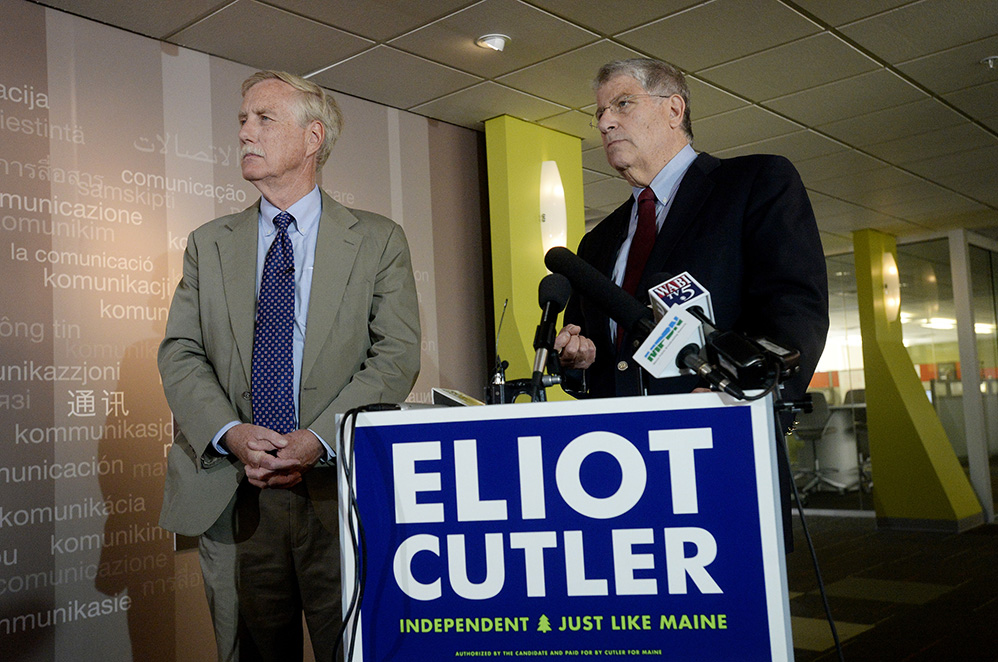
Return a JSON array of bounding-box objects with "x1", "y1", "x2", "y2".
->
[{"x1": 158, "y1": 70, "x2": 420, "y2": 661}]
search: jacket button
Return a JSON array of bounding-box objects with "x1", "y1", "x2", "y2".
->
[
  {"x1": 242, "y1": 391, "x2": 251, "y2": 401},
  {"x1": 617, "y1": 361, "x2": 628, "y2": 371}
]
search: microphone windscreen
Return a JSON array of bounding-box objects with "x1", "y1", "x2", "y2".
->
[
  {"x1": 538, "y1": 273, "x2": 572, "y2": 312},
  {"x1": 544, "y1": 246, "x2": 651, "y2": 335}
]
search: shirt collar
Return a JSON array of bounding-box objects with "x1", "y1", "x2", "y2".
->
[
  {"x1": 259, "y1": 185, "x2": 321, "y2": 237},
  {"x1": 631, "y1": 143, "x2": 697, "y2": 205}
]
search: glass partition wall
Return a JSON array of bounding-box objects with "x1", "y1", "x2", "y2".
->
[{"x1": 799, "y1": 233, "x2": 998, "y2": 517}]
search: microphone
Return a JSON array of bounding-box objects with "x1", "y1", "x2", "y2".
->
[
  {"x1": 530, "y1": 273, "x2": 572, "y2": 401},
  {"x1": 648, "y1": 271, "x2": 713, "y2": 325},
  {"x1": 544, "y1": 247, "x2": 654, "y2": 341},
  {"x1": 632, "y1": 271, "x2": 715, "y2": 380},
  {"x1": 676, "y1": 344, "x2": 745, "y2": 399}
]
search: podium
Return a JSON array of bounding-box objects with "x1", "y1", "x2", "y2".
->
[{"x1": 337, "y1": 392, "x2": 793, "y2": 661}]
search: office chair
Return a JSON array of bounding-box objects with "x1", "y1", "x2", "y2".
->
[{"x1": 793, "y1": 392, "x2": 852, "y2": 495}]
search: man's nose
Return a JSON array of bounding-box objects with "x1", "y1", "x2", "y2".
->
[
  {"x1": 598, "y1": 113, "x2": 617, "y2": 133},
  {"x1": 238, "y1": 121, "x2": 253, "y2": 142}
]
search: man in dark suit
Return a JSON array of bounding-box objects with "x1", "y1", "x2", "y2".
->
[
  {"x1": 556, "y1": 58, "x2": 828, "y2": 404},
  {"x1": 554, "y1": 59, "x2": 827, "y2": 551},
  {"x1": 158, "y1": 71, "x2": 420, "y2": 660}
]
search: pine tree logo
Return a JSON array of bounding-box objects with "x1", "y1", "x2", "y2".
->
[{"x1": 537, "y1": 615, "x2": 552, "y2": 633}]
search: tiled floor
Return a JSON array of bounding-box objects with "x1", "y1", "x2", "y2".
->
[{"x1": 785, "y1": 511, "x2": 998, "y2": 661}]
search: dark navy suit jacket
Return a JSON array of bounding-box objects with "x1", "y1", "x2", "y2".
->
[{"x1": 565, "y1": 151, "x2": 829, "y2": 403}]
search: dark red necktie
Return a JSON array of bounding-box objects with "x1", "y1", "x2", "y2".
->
[{"x1": 620, "y1": 187, "x2": 657, "y2": 296}]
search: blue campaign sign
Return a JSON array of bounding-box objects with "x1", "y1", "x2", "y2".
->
[{"x1": 338, "y1": 393, "x2": 791, "y2": 661}]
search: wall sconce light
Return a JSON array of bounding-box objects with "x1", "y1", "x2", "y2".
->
[
  {"x1": 882, "y1": 251, "x2": 901, "y2": 321},
  {"x1": 539, "y1": 160, "x2": 567, "y2": 258}
]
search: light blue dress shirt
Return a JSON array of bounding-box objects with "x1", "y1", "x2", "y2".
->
[
  {"x1": 609, "y1": 143, "x2": 698, "y2": 341},
  {"x1": 212, "y1": 185, "x2": 333, "y2": 458}
]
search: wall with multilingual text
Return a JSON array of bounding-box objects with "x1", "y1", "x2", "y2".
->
[{"x1": 0, "y1": 0, "x2": 487, "y2": 659}]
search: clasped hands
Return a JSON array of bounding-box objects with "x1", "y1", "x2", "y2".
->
[{"x1": 223, "y1": 423, "x2": 323, "y2": 489}]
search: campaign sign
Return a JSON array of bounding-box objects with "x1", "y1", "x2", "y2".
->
[{"x1": 338, "y1": 393, "x2": 792, "y2": 661}]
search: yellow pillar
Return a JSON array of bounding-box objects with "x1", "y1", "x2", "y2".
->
[
  {"x1": 485, "y1": 115, "x2": 585, "y2": 401},
  {"x1": 853, "y1": 229, "x2": 982, "y2": 531}
]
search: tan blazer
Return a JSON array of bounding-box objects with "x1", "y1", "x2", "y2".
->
[{"x1": 158, "y1": 190, "x2": 420, "y2": 536}]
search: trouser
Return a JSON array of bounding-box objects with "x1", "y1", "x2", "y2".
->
[{"x1": 199, "y1": 478, "x2": 342, "y2": 662}]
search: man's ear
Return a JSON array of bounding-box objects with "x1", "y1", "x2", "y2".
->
[
  {"x1": 305, "y1": 120, "x2": 324, "y2": 159},
  {"x1": 667, "y1": 94, "x2": 686, "y2": 131}
]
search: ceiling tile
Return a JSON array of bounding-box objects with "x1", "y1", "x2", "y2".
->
[
  {"x1": 310, "y1": 46, "x2": 481, "y2": 109},
  {"x1": 582, "y1": 146, "x2": 618, "y2": 177},
  {"x1": 616, "y1": 0, "x2": 821, "y2": 72},
  {"x1": 264, "y1": 0, "x2": 473, "y2": 41},
  {"x1": 873, "y1": 178, "x2": 962, "y2": 205},
  {"x1": 536, "y1": 110, "x2": 601, "y2": 150},
  {"x1": 37, "y1": 0, "x2": 220, "y2": 38},
  {"x1": 584, "y1": 176, "x2": 632, "y2": 209},
  {"x1": 818, "y1": 210, "x2": 926, "y2": 236},
  {"x1": 408, "y1": 81, "x2": 567, "y2": 129},
  {"x1": 686, "y1": 77, "x2": 749, "y2": 119},
  {"x1": 172, "y1": 0, "x2": 372, "y2": 74},
  {"x1": 944, "y1": 80, "x2": 998, "y2": 120},
  {"x1": 582, "y1": 168, "x2": 610, "y2": 184},
  {"x1": 807, "y1": 190, "x2": 858, "y2": 218},
  {"x1": 712, "y1": 130, "x2": 846, "y2": 163},
  {"x1": 497, "y1": 40, "x2": 644, "y2": 109},
  {"x1": 840, "y1": 0, "x2": 998, "y2": 64},
  {"x1": 528, "y1": 0, "x2": 697, "y2": 36},
  {"x1": 807, "y1": 166, "x2": 923, "y2": 200},
  {"x1": 897, "y1": 35, "x2": 998, "y2": 94},
  {"x1": 389, "y1": 0, "x2": 598, "y2": 78},
  {"x1": 818, "y1": 98, "x2": 966, "y2": 146},
  {"x1": 959, "y1": 209, "x2": 998, "y2": 230},
  {"x1": 941, "y1": 173, "x2": 998, "y2": 206},
  {"x1": 915, "y1": 146, "x2": 998, "y2": 205},
  {"x1": 907, "y1": 143, "x2": 998, "y2": 180},
  {"x1": 877, "y1": 188, "x2": 986, "y2": 224},
  {"x1": 764, "y1": 69, "x2": 926, "y2": 127},
  {"x1": 864, "y1": 123, "x2": 994, "y2": 165},
  {"x1": 699, "y1": 33, "x2": 879, "y2": 102},
  {"x1": 790, "y1": 0, "x2": 914, "y2": 27},
  {"x1": 692, "y1": 106, "x2": 802, "y2": 153},
  {"x1": 806, "y1": 191, "x2": 922, "y2": 235}
]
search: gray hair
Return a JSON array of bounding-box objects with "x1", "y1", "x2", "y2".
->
[
  {"x1": 242, "y1": 70, "x2": 343, "y2": 171},
  {"x1": 594, "y1": 58, "x2": 692, "y2": 142}
]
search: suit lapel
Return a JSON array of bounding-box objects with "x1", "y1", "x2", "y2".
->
[
  {"x1": 218, "y1": 204, "x2": 260, "y2": 386},
  {"x1": 301, "y1": 192, "x2": 362, "y2": 386},
  {"x1": 642, "y1": 152, "x2": 719, "y2": 289}
]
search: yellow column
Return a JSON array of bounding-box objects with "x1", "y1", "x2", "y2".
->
[
  {"x1": 485, "y1": 115, "x2": 585, "y2": 401},
  {"x1": 853, "y1": 229, "x2": 982, "y2": 531}
]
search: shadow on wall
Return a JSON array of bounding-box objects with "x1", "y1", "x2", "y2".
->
[{"x1": 94, "y1": 287, "x2": 183, "y2": 661}]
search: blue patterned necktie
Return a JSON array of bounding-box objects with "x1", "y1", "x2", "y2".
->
[{"x1": 252, "y1": 210, "x2": 296, "y2": 434}]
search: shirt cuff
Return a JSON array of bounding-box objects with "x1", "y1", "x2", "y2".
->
[
  {"x1": 310, "y1": 428, "x2": 335, "y2": 460},
  {"x1": 212, "y1": 421, "x2": 241, "y2": 455}
]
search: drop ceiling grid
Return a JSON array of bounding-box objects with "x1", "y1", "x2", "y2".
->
[{"x1": 25, "y1": 0, "x2": 998, "y2": 242}]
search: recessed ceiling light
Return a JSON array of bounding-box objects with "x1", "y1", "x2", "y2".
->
[
  {"x1": 981, "y1": 55, "x2": 998, "y2": 69},
  {"x1": 476, "y1": 34, "x2": 510, "y2": 52}
]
